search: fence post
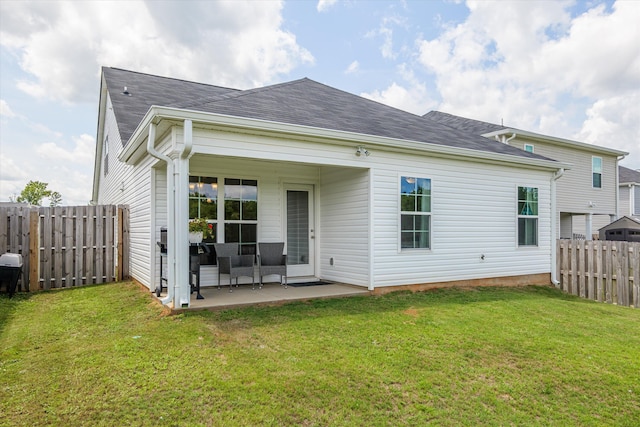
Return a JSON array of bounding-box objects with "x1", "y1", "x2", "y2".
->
[
  {"x1": 28, "y1": 209, "x2": 39, "y2": 291},
  {"x1": 117, "y1": 206, "x2": 123, "y2": 281}
]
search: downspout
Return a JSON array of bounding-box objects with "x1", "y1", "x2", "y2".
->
[
  {"x1": 174, "y1": 120, "x2": 194, "y2": 308},
  {"x1": 146, "y1": 122, "x2": 177, "y2": 306},
  {"x1": 505, "y1": 133, "x2": 517, "y2": 144},
  {"x1": 496, "y1": 132, "x2": 517, "y2": 144},
  {"x1": 550, "y1": 168, "x2": 565, "y2": 286}
]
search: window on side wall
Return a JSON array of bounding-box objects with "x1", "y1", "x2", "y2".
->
[
  {"x1": 517, "y1": 186, "x2": 538, "y2": 246},
  {"x1": 592, "y1": 157, "x2": 602, "y2": 188},
  {"x1": 524, "y1": 144, "x2": 534, "y2": 153},
  {"x1": 189, "y1": 176, "x2": 218, "y2": 265},
  {"x1": 400, "y1": 176, "x2": 431, "y2": 249},
  {"x1": 103, "y1": 135, "x2": 109, "y2": 176}
]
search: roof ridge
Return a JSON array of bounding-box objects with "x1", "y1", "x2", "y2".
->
[
  {"x1": 104, "y1": 66, "x2": 239, "y2": 92},
  {"x1": 175, "y1": 78, "x2": 313, "y2": 110}
]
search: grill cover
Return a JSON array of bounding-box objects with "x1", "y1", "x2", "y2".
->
[{"x1": 0, "y1": 253, "x2": 23, "y2": 268}]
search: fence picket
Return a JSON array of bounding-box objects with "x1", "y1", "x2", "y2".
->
[
  {"x1": 586, "y1": 241, "x2": 594, "y2": 299},
  {"x1": 578, "y1": 240, "x2": 586, "y2": 298},
  {"x1": 557, "y1": 239, "x2": 638, "y2": 308},
  {"x1": 53, "y1": 207, "x2": 64, "y2": 288},
  {"x1": 0, "y1": 204, "x2": 129, "y2": 292}
]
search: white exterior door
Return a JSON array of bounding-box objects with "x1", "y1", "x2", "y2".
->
[{"x1": 285, "y1": 185, "x2": 315, "y2": 277}]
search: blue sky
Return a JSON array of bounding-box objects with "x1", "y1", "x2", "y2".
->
[{"x1": 1, "y1": 0, "x2": 638, "y2": 205}]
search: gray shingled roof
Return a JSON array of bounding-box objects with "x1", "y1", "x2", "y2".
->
[
  {"x1": 103, "y1": 67, "x2": 239, "y2": 144},
  {"x1": 619, "y1": 165, "x2": 640, "y2": 184},
  {"x1": 423, "y1": 111, "x2": 506, "y2": 135},
  {"x1": 102, "y1": 67, "x2": 554, "y2": 162}
]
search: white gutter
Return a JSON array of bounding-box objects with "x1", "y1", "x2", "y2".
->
[
  {"x1": 174, "y1": 120, "x2": 193, "y2": 308},
  {"x1": 146, "y1": 123, "x2": 176, "y2": 306},
  {"x1": 550, "y1": 168, "x2": 565, "y2": 286},
  {"x1": 119, "y1": 106, "x2": 569, "y2": 173},
  {"x1": 484, "y1": 128, "x2": 628, "y2": 157}
]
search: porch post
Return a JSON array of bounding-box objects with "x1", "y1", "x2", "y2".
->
[
  {"x1": 174, "y1": 120, "x2": 194, "y2": 308},
  {"x1": 585, "y1": 213, "x2": 593, "y2": 241}
]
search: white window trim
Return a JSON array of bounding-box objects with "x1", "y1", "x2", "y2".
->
[
  {"x1": 592, "y1": 156, "x2": 603, "y2": 189},
  {"x1": 398, "y1": 174, "x2": 432, "y2": 252},
  {"x1": 188, "y1": 175, "x2": 259, "y2": 244},
  {"x1": 524, "y1": 144, "x2": 534, "y2": 153},
  {"x1": 516, "y1": 185, "x2": 539, "y2": 248}
]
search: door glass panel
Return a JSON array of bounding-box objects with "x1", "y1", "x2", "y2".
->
[{"x1": 287, "y1": 190, "x2": 309, "y2": 265}]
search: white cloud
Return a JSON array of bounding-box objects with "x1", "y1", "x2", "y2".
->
[
  {"x1": 317, "y1": 0, "x2": 338, "y2": 13},
  {"x1": 345, "y1": 60, "x2": 359, "y2": 74},
  {"x1": 414, "y1": 0, "x2": 640, "y2": 167},
  {"x1": 0, "y1": 99, "x2": 17, "y2": 118},
  {"x1": 36, "y1": 134, "x2": 95, "y2": 165},
  {"x1": 361, "y1": 66, "x2": 436, "y2": 115},
  {"x1": 576, "y1": 93, "x2": 640, "y2": 167},
  {"x1": 0, "y1": 0, "x2": 314, "y2": 103}
]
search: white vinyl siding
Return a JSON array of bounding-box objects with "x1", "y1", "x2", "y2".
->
[
  {"x1": 319, "y1": 166, "x2": 370, "y2": 286},
  {"x1": 507, "y1": 137, "x2": 617, "y2": 217},
  {"x1": 370, "y1": 153, "x2": 552, "y2": 288},
  {"x1": 634, "y1": 186, "x2": 640, "y2": 216}
]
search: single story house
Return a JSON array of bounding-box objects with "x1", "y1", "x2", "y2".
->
[
  {"x1": 423, "y1": 111, "x2": 628, "y2": 240},
  {"x1": 92, "y1": 67, "x2": 567, "y2": 308}
]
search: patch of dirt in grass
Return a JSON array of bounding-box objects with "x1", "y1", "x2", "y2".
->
[{"x1": 403, "y1": 308, "x2": 420, "y2": 318}]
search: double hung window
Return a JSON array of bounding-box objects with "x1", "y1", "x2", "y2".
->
[
  {"x1": 592, "y1": 157, "x2": 602, "y2": 188},
  {"x1": 400, "y1": 176, "x2": 431, "y2": 249},
  {"x1": 517, "y1": 186, "x2": 538, "y2": 246},
  {"x1": 224, "y1": 179, "x2": 258, "y2": 256}
]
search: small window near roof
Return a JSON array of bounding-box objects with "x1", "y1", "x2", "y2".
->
[{"x1": 524, "y1": 144, "x2": 534, "y2": 153}]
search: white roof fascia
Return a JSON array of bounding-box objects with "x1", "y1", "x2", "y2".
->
[
  {"x1": 91, "y1": 75, "x2": 109, "y2": 204},
  {"x1": 483, "y1": 128, "x2": 628, "y2": 157},
  {"x1": 119, "y1": 106, "x2": 569, "y2": 172}
]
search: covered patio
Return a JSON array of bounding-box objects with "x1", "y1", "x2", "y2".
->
[{"x1": 160, "y1": 282, "x2": 370, "y2": 311}]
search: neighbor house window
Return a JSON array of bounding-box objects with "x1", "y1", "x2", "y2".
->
[
  {"x1": 518, "y1": 186, "x2": 538, "y2": 246},
  {"x1": 592, "y1": 157, "x2": 602, "y2": 188},
  {"x1": 524, "y1": 144, "x2": 534, "y2": 153},
  {"x1": 224, "y1": 178, "x2": 258, "y2": 255},
  {"x1": 189, "y1": 176, "x2": 218, "y2": 265},
  {"x1": 400, "y1": 176, "x2": 431, "y2": 249}
]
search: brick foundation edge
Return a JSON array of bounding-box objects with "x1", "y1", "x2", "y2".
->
[{"x1": 370, "y1": 273, "x2": 551, "y2": 296}]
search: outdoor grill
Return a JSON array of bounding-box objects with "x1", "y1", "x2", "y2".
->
[{"x1": 0, "y1": 253, "x2": 23, "y2": 298}]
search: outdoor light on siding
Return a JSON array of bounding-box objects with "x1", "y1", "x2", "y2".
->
[
  {"x1": 122, "y1": 86, "x2": 131, "y2": 96},
  {"x1": 355, "y1": 146, "x2": 370, "y2": 157}
]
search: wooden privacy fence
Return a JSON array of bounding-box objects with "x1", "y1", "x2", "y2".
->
[
  {"x1": 0, "y1": 205, "x2": 129, "y2": 292},
  {"x1": 557, "y1": 240, "x2": 640, "y2": 308}
]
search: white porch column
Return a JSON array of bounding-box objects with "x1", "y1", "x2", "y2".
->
[
  {"x1": 174, "y1": 120, "x2": 194, "y2": 308},
  {"x1": 585, "y1": 213, "x2": 593, "y2": 240}
]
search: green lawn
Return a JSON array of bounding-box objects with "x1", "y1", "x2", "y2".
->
[{"x1": 1, "y1": 282, "x2": 639, "y2": 426}]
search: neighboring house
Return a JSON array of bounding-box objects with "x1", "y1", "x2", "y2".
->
[
  {"x1": 92, "y1": 68, "x2": 566, "y2": 308},
  {"x1": 424, "y1": 111, "x2": 628, "y2": 240},
  {"x1": 619, "y1": 166, "x2": 640, "y2": 219}
]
